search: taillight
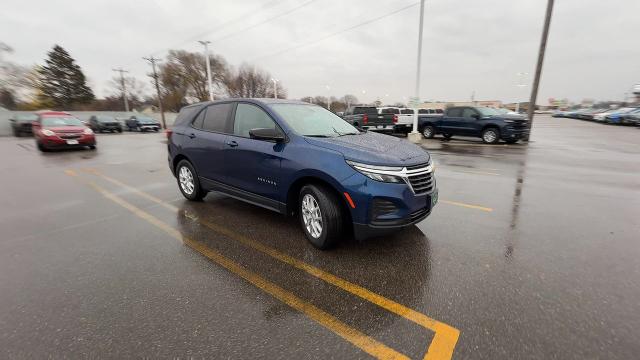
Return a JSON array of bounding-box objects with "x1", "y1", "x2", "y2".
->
[
  {"x1": 393, "y1": 114, "x2": 398, "y2": 124},
  {"x1": 363, "y1": 114, "x2": 368, "y2": 125},
  {"x1": 166, "y1": 128, "x2": 173, "y2": 140}
]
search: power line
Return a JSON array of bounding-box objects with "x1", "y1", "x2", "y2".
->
[
  {"x1": 249, "y1": 2, "x2": 419, "y2": 62},
  {"x1": 147, "y1": 0, "x2": 287, "y2": 57},
  {"x1": 207, "y1": 0, "x2": 318, "y2": 45},
  {"x1": 142, "y1": 56, "x2": 166, "y2": 129}
]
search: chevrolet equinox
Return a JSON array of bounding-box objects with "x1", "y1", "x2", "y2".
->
[{"x1": 168, "y1": 99, "x2": 437, "y2": 249}]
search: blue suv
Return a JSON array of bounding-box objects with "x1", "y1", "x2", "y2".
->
[{"x1": 168, "y1": 99, "x2": 437, "y2": 249}]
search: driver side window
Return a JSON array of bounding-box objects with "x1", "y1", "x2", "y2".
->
[
  {"x1": 462, "y1": 108, "x2": 478, "y2": 119},
  {"x1": 233, "y1": 103, "x2": 277, "y2": 137}
]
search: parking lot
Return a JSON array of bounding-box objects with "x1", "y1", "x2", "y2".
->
[{"x1": 1, "y1": 115, "x2": 639, "y2": 359}]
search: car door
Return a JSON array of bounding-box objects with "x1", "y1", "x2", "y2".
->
[
  {"x1": 180, "y1": 102, "x2": 233, "y2": 184},
  {"x1": 440, "y1": 107, "x2": 464, "y2": 135},
  {"x1": 460, "y1": 107, "x2": 481, "y2": 135},
  {"x1": 224, "y1": 102, "x2": 286, "y2": 202}
]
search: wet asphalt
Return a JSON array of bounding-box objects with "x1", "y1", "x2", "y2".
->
[{"x1": 0, "y1": 116, "x2": 639, "y2": 359}]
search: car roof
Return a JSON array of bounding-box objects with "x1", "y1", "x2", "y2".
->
[
  {"x1": 36, "y1": 110, "x2": 72, "y2": 116},
  {"x1": 188, "y1": 98, "x2": 310, "y2": 108}
]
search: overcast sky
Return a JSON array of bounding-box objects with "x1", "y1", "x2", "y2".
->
[{"x1": 3, "y1": 0, "x2": 639, "y2": 105}]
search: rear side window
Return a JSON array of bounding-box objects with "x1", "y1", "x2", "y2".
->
[
  {"x1": 436, "y1": 109, "x2": 443, "y2": 114},
  {"x1": 447, "y1": 108, "x2": 463, "y2": 117},
  {"x1": 381, "y1": 108, "x2": 399, "y2": 114},
  {"x1": 202, "y1": 103, "x2": 233, "y2": 132},
  {"x1": 175, "y1": 105, "x2": 201, "y2": 127},
  {"x1": 418, "y1": 109, "x2": 428, "y2": 114},
  {"x1": 401, "y1": 109, "x2": 414, "y2": 115},
  {"x1": 192, "y1": 109, "x2": 206, "y2": 129},
  {"x1": 233, "y1": 103, "x2": 276, "y2": 137}
]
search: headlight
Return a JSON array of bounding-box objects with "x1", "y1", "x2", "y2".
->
[
  {"x1": 84, "y1": 128, "x2": 94, "y2": 135},
  {"x1": 41, "y1": 129, "x2": 55, "y2": 136},
  {"x1": 346, "y1": 160, "x2": 404, "y2": 183}
]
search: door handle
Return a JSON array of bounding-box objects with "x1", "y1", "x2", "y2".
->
[
  {"x1": 226, "y1": 140, "x2": 238, "y2": 147},
  {"x1": 188, "y1": 133, "x2": 196, "y2": 139}
]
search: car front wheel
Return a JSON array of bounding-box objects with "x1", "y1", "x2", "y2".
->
[
  {"x1": 481, "y1": 128, "x2": 500, "y2": 144},
  {"x1": 176, "y1": 160, "x2": 205, "y2": 201},
  {"x1": 422, "y1": 125, "x2": 435, "y2": 138},
  {"x1": 299, "y1": 185, "x2": 344, "y2": 249}
]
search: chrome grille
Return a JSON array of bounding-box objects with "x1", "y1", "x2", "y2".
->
[{"x1": 405, "y1": 164, "x2": 434, "y2": 195}]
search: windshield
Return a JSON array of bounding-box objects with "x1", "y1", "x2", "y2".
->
[
  {"x1": 271, "y1": 104, "x2": 359, "y2": 137},
  {"x1": 41, "y1": 116, "x2": 84, "y2": 127},
  {"x1": 14, "y1": 114, "x2": 38, "y2": 121},
  {"x1": 477, "y1": 107, "x2": 502, "y2": 116},
  {"x1": 137, "y1": 117, "x2": 156, "y2": 123}
]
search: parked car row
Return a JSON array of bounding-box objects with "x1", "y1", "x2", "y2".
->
[
  {"x1": 11, "y1": 113, "x2": 162, "y2": 136},
  {"x1": 553, "y1": 107, "x2": 640, "y2": 125},
  {"x1": 9, "y1": 111, "x2": 163, "y2": 152}
]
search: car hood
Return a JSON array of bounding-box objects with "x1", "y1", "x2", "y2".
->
[
  {"x1": 46, "y1": 126, "x2": 85, "y2": 133},
  {"x1": 303, "y1": 131, "x2": 430, "y2": 166}
]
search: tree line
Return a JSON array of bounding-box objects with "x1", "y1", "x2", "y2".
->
[{"x1": 0, "y1": 44, "x2": 288, "y2": 112}]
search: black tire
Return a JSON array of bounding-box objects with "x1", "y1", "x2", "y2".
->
[
  {"x1": 176, "y1": 160, "x2": 206, "y2": 201},
  {"x1": 422, "y1": 125, "x2": 435, "y2": 139},
  {"x1": 117, "y1": 128, "x2": 122, "y2": 133},
  {"x1": 13, "y1": 128, "x2": 20, "y2": 137},
  {"x1": 154, "y1": 128, "x2": 159, "y2": 132},
  {"x1": 299, "y1": 184, "x2": 344, "y2": 249},
  {"x1": 88, "y1": 145, "x2": 96, "y2": 150},
  {"x1": 37, "y1": 142, "x2": 48, "y2": 152},
  {"x1": 481, "y1": 127, "x2": 500, "y2": 144}
]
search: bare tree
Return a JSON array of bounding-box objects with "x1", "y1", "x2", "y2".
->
[{"x1": 224, "y1": 63, "x2": 286, "y2": 99}]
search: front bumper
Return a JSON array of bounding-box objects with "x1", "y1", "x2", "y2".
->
[
  {"x1": 39, "y1": 135, "x2": 96, "y2": 148},
  {"x1": 501, "y1": 127, "x2": 529, "y2": 140},
  {"x1": 140, "y1": 125, "x2": 160, "y2": 131},
  {"x1": 342, "y1": 172, "x2": 438, "y2": 240}
]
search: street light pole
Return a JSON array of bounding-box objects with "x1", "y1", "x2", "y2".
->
[
  {"x1": 409, "y1": 0, "x2": 426, "y2": 143},
  {"x1": 271, "y1": 78, "x2": 279, "y2": 99},
  {"x1": 198, "y1": 40, "x2": 214, "y2": 101},
  {"x1": 525, "y1": 0, "x2": 555, "y2": 141},
  {"x1": 515, "y1": 72, "x2": 528, "y2": 113},
  {"x1": 326, "y1": 85, "x2": 331, "y2": 110}
]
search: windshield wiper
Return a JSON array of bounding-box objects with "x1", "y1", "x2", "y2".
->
[{"x1": 305, "y1": 134, "x2": 333, "y2": 138}]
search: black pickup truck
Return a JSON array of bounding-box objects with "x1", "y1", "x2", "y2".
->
[
  {"x1": 418, "y1": 106, "x2": 529, "y2": 144},
  {"x1": 125, "y1": 115, "x2": 161, "y2": 132},
  {"x1": 341, "y1": 106, "x2": 396, "y2": 133}
]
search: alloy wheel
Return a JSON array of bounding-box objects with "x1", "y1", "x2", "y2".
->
[
  {"x1": 178, "y1": 166, "x2": 195, "y2": 195},
  {"x1": 301, "y1": 194, "x2": 323, "y2": 239}
]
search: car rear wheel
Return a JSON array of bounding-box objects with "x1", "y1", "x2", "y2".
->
[
  {"x1": 176, "y1": 160, "x2": 205, "y2": 201},
  {"x1": 422, "y1": 125, "x2": 435, "y2": 138},
  {"x1": 299, "y1": 185, "x2": 343, "y2": 249},
  {"x1": 481, "y1": 128, "x2": 500, "y2": 144}
]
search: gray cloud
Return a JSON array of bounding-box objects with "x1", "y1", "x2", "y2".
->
[{"x1": 3, "y1": 0, "x2": 639, "y2": 105}]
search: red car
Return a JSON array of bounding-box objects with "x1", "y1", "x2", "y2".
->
[{"x1": 33, "y1": 111, "x2": 96, "y2": 151}]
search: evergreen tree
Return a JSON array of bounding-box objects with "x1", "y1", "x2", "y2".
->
[{"x1": 37, "y1": 45, "x2": 94, "y2": 109}]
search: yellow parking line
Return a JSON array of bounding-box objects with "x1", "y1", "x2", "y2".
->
[
  {"x1": 82, "y1": 179, "x2": 409, "y2": 360},
  {"x1": 440, "y1": 200, "x2": 493, "y2": 212},
  {"x1": 64, "y1": 169, "x2": 78, "y2": 177},
  {"x1": 82, "y1": 169, "x2": 461, "y2": 359}
]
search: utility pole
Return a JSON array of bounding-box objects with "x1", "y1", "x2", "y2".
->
[
  {"x1": 143, "y1": 56, "x2": 166, "y2": 130},
  {"x1": 271, "y1": 78, "x2": 279, "y2": 99},
  {"x1": 525, "y1": 0, "x2": 555, "y2": 141},
  {"x1": 198, "y1": 41, "x2": 214, "y2": 101},
  {"x1": 408, "y1": 0, "x2": 426, "y2": 143},
  {"x1": 112, "y1": 68, "x2": 129, "y2": 112}
]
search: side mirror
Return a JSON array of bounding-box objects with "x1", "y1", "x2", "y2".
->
[
  {"x1": 249, "y1": 128, "x2": 285, "y2": 142},
  {"x1": 471, "y1": 114, "x2": 480, "y2": 120}
]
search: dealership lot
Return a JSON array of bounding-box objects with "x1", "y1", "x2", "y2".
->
[{"x1": 1, "y1": 116, "x2": 639, "y2": 359}]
